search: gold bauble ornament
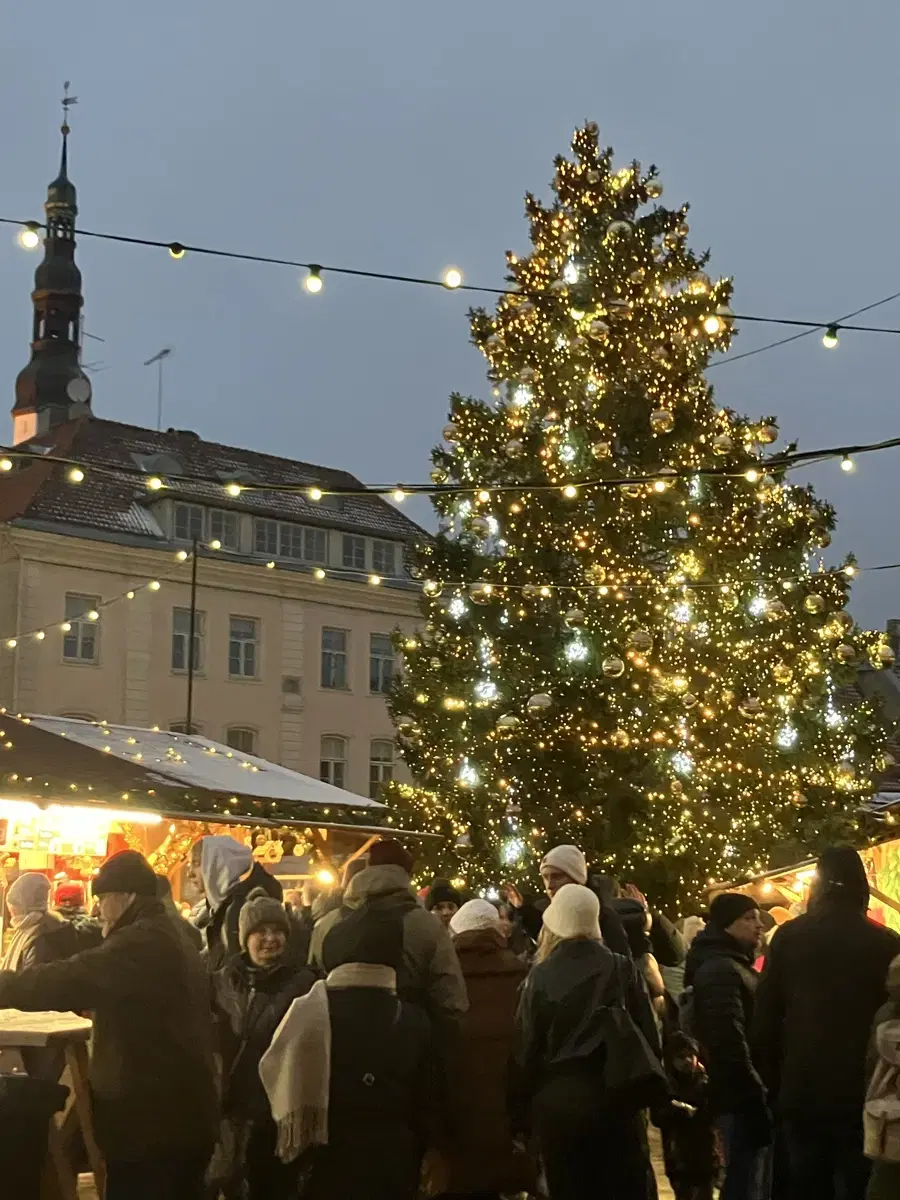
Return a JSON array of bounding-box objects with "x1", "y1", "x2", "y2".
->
[
  {"x1": 670, "y1": 779, "x2": 684, "y2": 794},
  {"x1": 565, "y1": 608, "x2": 586, "y2": 626},
  {"x1": 430, "y1": 467, "x2": 449, "y2": 484},
  {"x1": 442, "y1": 422, "x2": 460, "y2": 442},
  {"x1": 646, "y1": 179, "x2": 664, "y2": 199},
  {"x1": 834, "y1": 611, "x2": 853, "y2": 632},
  {"x1": 610, "y1": 728, "x2": 630, "y2": 747},
  {"x1": 606, "y1": 220, "x2": 633, "y2": 239},
  {"x1": 591, "y1": 441, "x2": 613, "y2": 460},
  {"x1": 772, "y1": 661, "x2": 793, "y2": 685},
  {"x1": 496, "y1": 713, "x2": 520, "y2": 730},
  {"x1": 650, "y1": 408, "x2": 675, "y2": 434},
  {"x1": 876, "y1": 644, "x2": 896, "y2": 666},
  {"x1": 485, "y1": 333, "x2": 504, "y2": 350},
  {"x1": 588, "y1": 319, "x2": 610, "y2": 341},
  {"x1": 688, "y1": 271, "x2": 712, "y2": 294},
  {"x1": 628, "y1": 629, "x2": 653, "y2": 652},
  {"x1": 602, "y1": 656, "x2": 626, "y2": 678},
  {"x1": 521, "y1": 583, "x2": 539, "y2": 599},
  {"x1": 622, "y1": 484, "x2": 643, "y2": 499},
  {"x1": 757, "y1": 424, "x2": 778, "y2": 444},
  {"x1": 766, "y1": 600, "x2": 787, "y2": 622},
  {"x1": 429, "y1": 657, "x2": 442, "y2": 668},
  {"x1": 469, "y1": 516, "x2": 491, "y2": 539},
  {"x1": 712, "y1": 434, "x2": 734, "y2": 455},
  {"x1": 422, "y1": 580, "x2": 443, "y2": 598},
  {"x1": 682, "y1": 692, "x2": 698, "y2": 709},
  {"x1": 470, "y1": 582, "x2": 494, "y2": 604},
  {"x1": 721, "y1": 689, "x2": 736, "y2": 707},
  {"x1": 527, "y1": 693, "x2": 553, "y2": 712},
  {"x1": 586, "y1": 564, "x2": 607, "y2": 585},
  {"x1": 791, "y1": 791, "x2": 808, "y2": 808},
  {"x1": 803, "y1": 594, "x2": 826, "y2": 614},
  {"x1": 738, "y1": 696, "x2": 762, "y2": 718},
  {"x1": 836, "y1": 761, "x2": 856, "y2": 783},
  {"x1": 835, "y1": 643, "x2": 856, "y2": 663}
]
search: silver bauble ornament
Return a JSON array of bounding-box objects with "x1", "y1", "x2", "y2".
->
[
  {"x1": 586, "y1": 168, "x2": 601, "y2": 184},
  {"x1": 505, "y1": 439, "x2": 524, "y2": 458},
  {"x1": 591, "y1": 441, "x2": 613, "y2": 460},
  {"x1": 570, "y1": 336, "x2": 588, "y2": 354},
  {"x1": 429, "y1": 657, "x2": 442, "y2": 668},
  {"x1": 395, "y1": 715, "x2": 415, "y2": 732},
  {"x1": 738, "y1": 697, "x2": 763, "y2": 718},
  {"x1": 422, "y1": 580, "x2": 443, "y2": 598},
  {"x1": 682, "y1": 692, "x2": 698, "y2": 709},
  {"x1": 757, "y1": 424, "x2": 778, "y2": 444},
  {"x1": 455, "y1": 830, "x2": 472, "y2": 850},
  {"x1": 602, "y1": 656, "x2": 626, "y2": 678},
  {"x1": 485, "y1": 333, "x2": 504, "y2": 350},
  {"x1": 650, "y1": 409, "x2": 675, "y2": 434},
  {"x1": 588, "y1": 319, "x2": 610, "y2": 341},
  {"x1": 836, "y1": 643, "x2": 856, "y2": 663},
  {"x1": 834, "y1": 611, "x2": 853, "y2": 632},
  {"x1": 521, "y1": 583, "x2": 539, "y2": 599},
  {"x1": 645, "y1": 179, "x2": 663, "y2": 199},
  {"x1": 442, "y1": 422, "x2": 460, "y2": 443},
  {"x1": 712, "y1": 434, "x2": 734, "y2": 455},
  {"x1": 550, "y1": 278, "x2": 568, "y2": 294},
  {"x1": 430, "y1": 467, "x2": 449, "y2": 485},
  {"x1": 606, "y1": 220, "x2": 633, "y2": 239},
  {"x1": 527, "y1": 693, "x2": 553, "y2": 712},
  {"x1": 804, "y1": 594, "x2": 826, "y2": 614},
  {"x1": 766, "y1": 600, "x2": 787, "y2": 622},
  {"x1": 877, "y1": 644, "x2": 896, "y2": 666},
  {"x1": 564, "y1": 608, "x2": 586, "y2": 626},
  {"x1": 628, "y1": 629, "x2": 653, "y2": 652},
  {"x1": 496, "y1": 713, "x2": 520, "y2": 730},
  {"x1": 469, "y1": 516, "x2": 491, "y2": 539},
  {"x1": 470, "y1": 581, "x2": 494, "y2": 604}
]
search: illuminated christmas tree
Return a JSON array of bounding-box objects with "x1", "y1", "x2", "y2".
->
[{"x1": 385, "y1": 122, "x2": 892, "y2": 906}]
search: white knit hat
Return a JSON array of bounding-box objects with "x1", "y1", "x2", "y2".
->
[
  {"x1": 7, "y1": 872, "x2": 51, "y2": 915},
  {"x1": 450, "y1": 898, "x2": 502, "y2": 936},
  {"x1": 542, "y1": 883, "x2": 602, "y2": 941},
  {"x1": 540, "y1": 844, "x2": 588, "y2": 886}
]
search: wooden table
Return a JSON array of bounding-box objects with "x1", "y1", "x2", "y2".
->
[{"x1": 0, "y1": 1009, "x2": 105, "y2": 1200}]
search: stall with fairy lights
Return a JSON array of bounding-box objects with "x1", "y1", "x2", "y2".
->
[{"x1": 0, "y1": 713, "x2": 437, "y2": 932}]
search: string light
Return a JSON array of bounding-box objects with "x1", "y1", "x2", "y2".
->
[
  {"x1": 442, "y1": 267, "x2": 463, "y2": 289},
  {"x1": 0, "y1": 459, "x2": 12, "y2": 472},
  {"x1": 67, "y1": 466, "x2": 84, "y2": 484},
  {"x1": 146, "y1": 476, "x2": 164, "y2": 491},
  {"x1": 17, "y1": 223, "x2": 41, "y2": 250},
  {"x1": 841, "y1": 455, "x2": 855, "y2": 473},
  {"x1": 822, "y1": 325, "x2": 840, "y2": 349},
  {"x1": 304, "y1": 265, "x2": 324, "y2": 294},
  {"x1": 168, "y1": 242, "x2": 186, "y2": 260}
]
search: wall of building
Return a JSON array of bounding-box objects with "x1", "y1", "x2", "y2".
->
[{"x1": 0, "y1": 527, "x2": 419, "y2": 799}]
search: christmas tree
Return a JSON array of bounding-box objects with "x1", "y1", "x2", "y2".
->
[{"x1": 385, "y1": 122, "x2": 892, "y2": 906}]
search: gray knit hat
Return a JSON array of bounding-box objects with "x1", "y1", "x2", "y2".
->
[{"x1": 238, "y1": 887, "x2": 291, "y2": 949}]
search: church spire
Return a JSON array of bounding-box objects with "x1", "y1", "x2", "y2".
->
[{"x1": 12, "y1": 86, "x2": 92, "y2": 446}]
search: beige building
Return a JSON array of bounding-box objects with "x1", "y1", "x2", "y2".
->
[{"x1": 0, "y1": 118, "x2": 423, "y2": 801}]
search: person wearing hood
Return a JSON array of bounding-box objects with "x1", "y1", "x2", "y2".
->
[
  {"x1": 193, "y1": 835, "x2": 283, "y2": 973},
  {"x1": 754, "y1": 846, "x2": 900, "y2": 1200},
  {"x1": 425, "y1": 879, "x2": 463, "y2": 928},
  {"x1": 0, "y1": 851, "x2": 217, "y2": 1200},
  {"x1": 308, "y1": 839, "x2": 467, "y2": 1028},
  {"x1": 505, "y1": 844, "x2": 633, "y2": 960},
  {"x1": 1, "y1": 872, "x2": 81, "y2": 971},
  {"x1": 260, "y1": 900, "x2": 435, "y2": 1200},
  {"x1": 211, "y1": 887, "x2": 316, "y2": 1198},
  {"x1": 685, "y1": 892, "x2": 768, "y2": 1200},
  {"x1": 428, "y1": 898, "x2": 535, "y2": 1197},
  {"x1": 514, "y1": 884, "x2": 662, "y2": 1200},
  {"x1": 865, "y1": 953, "x2": 900, "y2": 1200}
]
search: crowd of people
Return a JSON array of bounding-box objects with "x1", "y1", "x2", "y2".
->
[{"x1": 0, "y1": 834, "x2": 899, "y2": 1200}]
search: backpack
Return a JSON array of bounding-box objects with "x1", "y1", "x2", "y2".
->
[
  {"x1": 678, "y1": 986, "x2": 697, "y2": 1040},
  {"x1": 864, "y1": 1019, "x2": 900, "y2": 1163}
]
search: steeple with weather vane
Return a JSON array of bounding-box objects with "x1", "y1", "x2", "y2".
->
[{"x1": 12, "y1": 84, "x2": 93, "y2": 445}]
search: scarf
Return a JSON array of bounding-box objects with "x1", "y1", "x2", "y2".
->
[
  {"x1": 258, "y1": 962, "x2": 397, "y2": 1163},
  {"x1": 1, "y1": 911, "x2": 45, "y2": 972}
]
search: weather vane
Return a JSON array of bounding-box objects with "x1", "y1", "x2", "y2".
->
[{"x1": 61, "y1": 81, "x2": 78, "y2": 133}]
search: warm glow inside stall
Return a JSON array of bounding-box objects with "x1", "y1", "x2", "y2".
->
[{"x1": 0, "y1": 714, "x2": 432, "y2": 943}]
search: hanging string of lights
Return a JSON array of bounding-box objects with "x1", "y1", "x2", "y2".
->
[
  {"x1": 5, "y1": 215, "x2": 900, "y2": 350},
  {"x1": 0, "y1": 430, "x2": 897, "y2": 500}
]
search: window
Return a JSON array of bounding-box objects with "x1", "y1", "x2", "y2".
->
[
  {"x1": 174, "y1": 503, "x2": 204, "y2": 543},
  {"x1": 63, "y1": 594, "x2": 99, "y2": 663},
  {"x1": 369, "y1": 633, "x2": 394, "y2": 694},
  {"x1": 254, "y1": 519, "x2": 278, "y2": 556},
  {"x1": 229, "y1": 617, "x2": 259, "y2": 678},
  {"x1": 226, "y1": 727, "x2": 257, "y2": 755},
  {"x1": 171, "y1": 608, "x2": 204, "y2": 672},
  {"x1": 169, "y1": 721, "x2": 202, "y2": 734},
  {"x1": 372, "y1": 539, "x2": 398, "y2": 576},
  {"x1": 321, "y1": 628, "x2": 348, "y2": 689},
  {"x1": 320, "y1": 736, "x2": 347, "y2": 788},
  {"x1": 279, "y1": 524, "x2": 327, "y2": 564},
  {"x1": 59, "y1": 712, "x2": 95, "y2": 722},
  {"x1": 342, "y1": 534, "x2": 366, "y2": 571},
  {"x1": 209, "y1": 510, "x2": 240, "y2": 551},
  {"x1": 369, "y1": 740, "x2": 394, "y2": 799}
]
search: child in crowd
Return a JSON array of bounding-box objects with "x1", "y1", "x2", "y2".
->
[{"x1": 658, "y1": 1030, "x2": 718, "y2": 1200}]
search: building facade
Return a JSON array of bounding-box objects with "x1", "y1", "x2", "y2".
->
[{"x1": 0, "y1": 120, "x2": 423, "y2": 801}]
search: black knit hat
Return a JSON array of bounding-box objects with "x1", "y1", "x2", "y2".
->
[
  {"x1": 425, "y1": 879, "x2": 462, "y2": 910},
  {"x1": 814, "y1": 845, "x2": 869, "y2": 911},
  {"x1": 93, "y1": 850, "x2": 158, "y2": 897},
  {"x1": 709, "y1": 892, "x2": 759, "y2": 931}
]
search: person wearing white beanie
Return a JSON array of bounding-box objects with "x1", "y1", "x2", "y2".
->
[
  {"x1": 1, "y1": 872, "x2": 79, "y2": 971},
  {"x1": 513, "y1": 885, "x2": 661, "y2": 1200},
  {"x1": 540, "y1": 845, "x2": 588, "y2": 893},
  {"x1": 449, "y1": 898, "x2": 503, "y2": 937}
]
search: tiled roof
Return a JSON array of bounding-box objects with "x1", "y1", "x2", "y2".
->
[{"x1": 2, "y1": 417, "x2": 427, "y2": 546}]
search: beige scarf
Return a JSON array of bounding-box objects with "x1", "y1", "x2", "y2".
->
[
  {"x1": 259, "y1": 962, "x2": 397, "y2": 1163},
  {"x1": 1, "y1": 912, "x2": 44, "y2": 972}
]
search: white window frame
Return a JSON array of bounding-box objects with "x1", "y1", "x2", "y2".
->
[
  {"x1": 369, "y1": 739, "x2": 395, "y2": 799},
  {"x1": 62, "y1": 594, "x2": 100, "y2": 664},
  {"x1": 173, "y1": 503, "x2": 204, "y2": 543},
  {"x1": 321, "y1": 628, "x2": 349, "y2": 690},
  {"x1": 371, "y1": 539, "x2": 398, "y2": 577},
  {"x1": 209, "y1": 509, "x2": 240, "y2": 551},
  {"x1": 369, "y1": 633, "x2": 394, "y2": 695},
  {"x1": 225, "y1": 726, "x2": 257, "y2": 755},
  {"x1": 254, "y1": 518, "x2": 278, "y2": 557},
  {"x1": 228, "y1": 616, "x2": 259, "y2": 679},
  {"x1": 342, "y1": 534, "x2": 366, "y2": 571},
  {"x1": 171, "y1": 607, "x2": 204, "y2": 673},
  {"x1": 320, "y1": 735, "x2": 347, "y2": 789}
]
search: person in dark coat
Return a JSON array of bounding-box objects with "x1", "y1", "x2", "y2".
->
[
  {"x1": 0, "y1": 851, "x2": 217, "y2": 1200},
  {"x1": 259, "y1": 900, "x2": 435, "y2": 1200},
  {"x1": 865, "y1": 953, "x2": 900, "y2": 1200},
  {"x1": 211, "y1": 887, "x2": 316, "y2": 1198},
  {"x1": 425, "y1": 878, "x2": 463, "y2": 929},
  {"x1": 684, "y1": 891, "x2": 768, "y2": 1200},
  {"x1": 754, "y1": 846, "x2": 900, "y2": 1200},
  {"x1": 514, "y1": 883, "x2": 661, "y2": 1200},
  {"x1": 505, "y1": 843, "x2": 634, "y2": 960},
  {"x1": 657, "y1": 1030, "x2": 717, "y2": 1200},
  {"x1": 195, "y1": 835, "x2": 283, "y2": 973},
  {"x1": 429, "y1": 898, "x2": 534, "y2": 1198}
]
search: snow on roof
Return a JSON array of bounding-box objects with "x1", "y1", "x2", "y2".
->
[{"x1": 25, "y1": 715, "x2": 385, "y2": 811}]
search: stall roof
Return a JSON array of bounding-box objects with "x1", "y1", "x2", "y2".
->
[{"x1": 0, "y1": 714, "x2": 386, "y2": 825}]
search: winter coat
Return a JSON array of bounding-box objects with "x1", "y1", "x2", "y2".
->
[
  {"x1": 684, "y1": 925, "x2": 764, "y2": 1115},
  {"x1": 753, "y1": 903, "x2": 900, "y2": 1119},
  {"x1": 513, "y1": 937, "x2": 660, "y2": 1128},
  {"x1": 204, "y1": 860, "x2": 282, "y2": 974},
  {"x1": 212, "y1": 953, "x2": 317, "y2": 1121},
  {"x1": 0, "y1": 896, "x2": 217, "y2": 1162},
  {"x1": 302, "y1": 985, "x2": 434, "y2": 1200},
  {"x1": 437, "y1": 928, "x2": 534, "y2": 1194},
  {"x1": 308, "y1": 864, "x2": 467, "y2": 1024},
  {"x1": 518, "y1": 891, "x2": 633, "y2": 959},
  {"x1": 13, "y1": 911, "x2": 83, "y2": 969}
]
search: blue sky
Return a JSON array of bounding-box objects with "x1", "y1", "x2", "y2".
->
[{"x1": 2, "y1": 0, "x2": 898, "y2": 626}]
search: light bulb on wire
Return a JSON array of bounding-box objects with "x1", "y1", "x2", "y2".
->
[
  {"x1": 17, "y1": 223, "x2": 41, "y2": 250},
  {"x1": 840, "y1": 455, "x2": 855, "y2": 473},
  {"x1": 304, "y1": 265, "x2": 324, "y2": 294},
  {"x1": 822, "y1": 325, "x2": 839, "y2": 349},
  {"x1": 168, "y1": 242, "x2": 186, "y2": 260},
  {"x1": 442, "y1": 267, "x2": 463, "y2": 289}
]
